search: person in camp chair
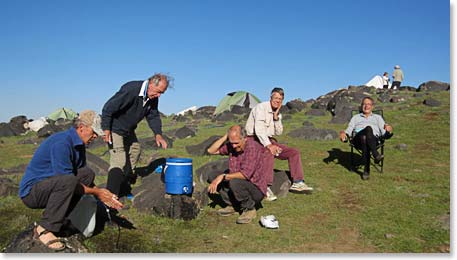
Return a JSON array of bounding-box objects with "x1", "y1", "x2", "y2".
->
[{"x1": 339, "y1": 97, "x2": 393, "y2": 180}]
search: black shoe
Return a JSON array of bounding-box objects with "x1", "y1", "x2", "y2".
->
[
  {"x1": 374, "y1": 154, "x2": 384, "y2": 164},
  {"x1": 361, "y1": 172, "x2": 370, "y2": 180}
]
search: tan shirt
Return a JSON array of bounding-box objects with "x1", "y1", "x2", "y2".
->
[{"x1": 245, "y1": 101, "x2": 283, "y2": 147}]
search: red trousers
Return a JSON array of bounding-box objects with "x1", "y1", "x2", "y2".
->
[{"x1": 264, "y1": 139, "x2": 304, "y2": 185}]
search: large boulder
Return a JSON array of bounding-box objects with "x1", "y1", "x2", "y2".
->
[
  {"x1": 230, "y1": 105, "x2": 251, "y2": 115},
  {"x1": 286, "y1": 99, "x2": 307, "y2": 112},
  {"x1": 0, "y1": 123, "x2": 15, "y2": 137},
  {"x1": 194, "y1": 106, "x2": 216, "y2": 120},
  {"x1": 3, "y1": 224, "x2": 88, "y2": 253},
  {"x1": 185, "y1": 135, "x2": 223, "y2": 156},
  {"x1": 195, "y1": 158, "x2": 229, "y2": 186},
  {"x1": 9, "y1": 116, "x2": 28, "y2": 136},
  {"x1": 417, "y1": 81, "x2": 450, "y2": 92},
  {"x1": 85, "y1": 153, "x2": 109, "y2": 176},
  {"x1": 174, "y1": 126, "x2": 196, "y2": 139},
  {"x1": 132, "y1": 174, "x2": 205, "y2": 220},
  {"x1": 214, "y1": 111, "x2": 235, "y2": 122}
]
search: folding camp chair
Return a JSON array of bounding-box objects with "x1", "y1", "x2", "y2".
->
[{"x1": 347, "y1": 110, "x2": 393, "y2": 173}]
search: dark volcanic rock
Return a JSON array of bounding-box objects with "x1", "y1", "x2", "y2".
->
[
  {"x1": 398, "y1": 86, "x2": 417, "y2": 92},
  {"x1": 0, "y1": 177, "x2": 18, "y2": 196},
  {"x1": 423, "y1": 98, "x2": 441, "y2": 107},
  {"x1": 4, "y1": 224, "x2": 88, "y2": 253},
  {"x1": 214, "y1": 111, "x2": 235, "y2": 122},
  {"x1": 417, "y1": 81, "x2": 450, "y2": 92},
  {"x1": 286, "y1": 99, "x2": 307, "y2": 112},
  {"x1": 288, "y1": 126, "x2": 338, "y2": 140},
  {"x1": 37, "y1": 124, "x2": 70, "y2": 138},
  {"x1": 85, "y1": 153, "x2": 109, "y2": 176},
  {"x1": 139, "y1": 135, "x2": 174, "y2": 150},
  {"x1": 269, "y1": 170, "x2": 292, "y2": 199},
  {"x1": 230, "y1": 105, "x2": 251, "y2": 115},
  {"x1": 0, "y1": 123, "x2": 15, "y2": 137},
  {"x1": 132, "y1": 174, "x2": 204, "y2": 220},
  {"x1": 196, "y1": 158, "x2": 229, "y2": 186},
  {"x1": 174, "y1": 126, "x2": 196, "y2": 139},
  {"x1": 9, "y1": 116, "x2": 28, "y2": 136},
  {"x1": 194, "y1": 106, "x2": 216, "y2": 120},
  {"x1": 0, "y1": 164, "x2": 28, "y2": 176},
  {"x1": 185, "y1": 135, "x2": 223, "y2": 156}
]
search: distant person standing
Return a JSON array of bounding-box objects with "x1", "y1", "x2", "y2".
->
[
  {"x1": 391, "y1": 65, "x2": 404, "y2": 90},
  {"x1": 101, "y1": 73, "x2": 172, "y2": 198},
  {"x1": 382, "y1": 72, "x2": 390, "y2": 89}
]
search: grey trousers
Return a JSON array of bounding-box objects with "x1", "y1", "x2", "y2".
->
[
  {"x1": 207, "y1": 171, "x2": 263, "y2": 211},
  {"x1": 109, "y1": 132, "x2": 141, "y2": 175},
  {"x1": 21, "y1": 167, "x2": 95, "y2": 233}
]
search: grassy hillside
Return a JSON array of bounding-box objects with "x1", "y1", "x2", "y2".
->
[{"x1": 0, "y1": 89, "x2": 450, "y2": 253}]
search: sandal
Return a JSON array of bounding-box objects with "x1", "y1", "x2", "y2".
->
[{"x1": 32, "y1": 223, "x2": 66, "y2": 251}]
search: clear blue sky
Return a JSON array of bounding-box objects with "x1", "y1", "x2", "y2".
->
[{"x1": 0, "y1": 0, "x2": 450, "y2": 122}]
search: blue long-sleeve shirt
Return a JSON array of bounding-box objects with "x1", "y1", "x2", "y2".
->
[
  {"x1": 19, "y1": 128, "x2": 86, "y2": 198},
  {"x1": 101, "y1": 80, "x2": 162, "y2": 136}
]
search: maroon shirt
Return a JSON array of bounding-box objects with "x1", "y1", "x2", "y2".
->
[{"x1": 218, "y1": 136, "x2": 268, "y2": 195}]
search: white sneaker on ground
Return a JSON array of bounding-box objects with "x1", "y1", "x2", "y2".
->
[
  {"x1": 289, "y1": 181, "x2": 314, "y2": 193},
  {"x1": 265, "y1": 187, "x2": 277, "y2": 201}
]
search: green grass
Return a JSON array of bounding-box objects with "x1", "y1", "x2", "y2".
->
[{"x1": 0, "y1": 90, "x2": 450, "y2": 253}]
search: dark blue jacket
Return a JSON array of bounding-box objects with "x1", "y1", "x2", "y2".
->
[
  {"x1": 101, "y1": 80, "x2": 162, "y2": 136},
  {"x1": 19, "y1": 128, "x2": 86, "y2": 198}
]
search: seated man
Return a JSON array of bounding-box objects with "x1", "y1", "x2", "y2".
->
[
  {"x1": 245, "y1": 87, "x2": 313, "y2": 201},
  {"x1": 339, "y1": 97, "x2": 393, "y2": 180},
  {"x1": 206, "y1": 125, "x2": 268, "y2": 224},
  {"x1": 19, "y1": 110, "x2": 123, "y2": 251}
]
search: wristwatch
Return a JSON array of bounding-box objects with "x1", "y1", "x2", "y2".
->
[{"x1": 222, "y1": 173, "x2": 227, "y2": 181}]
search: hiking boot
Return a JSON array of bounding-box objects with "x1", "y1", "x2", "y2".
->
[
  {"x1": 236, "y1": 209, "x2": 257, "y2": 224},
  {"x1": 374, "y1": 154, "x2": 384, "y2": 164},
  {"x1": 264, "y1": 187, "x2": 277, "y2": 201},
  {"x1": 217, "y1": 206, "x2": 236, "y2": 216},
  {"x1": 289, "y1": 181, "x2": 313, "y2": 193},
  {"x1": 361, "y1": 171, "x2": 370, "y2": 180}
]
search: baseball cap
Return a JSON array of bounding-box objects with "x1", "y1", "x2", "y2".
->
[{"x1": 78, "y1": 110, "x2": 104, "y2": 136}]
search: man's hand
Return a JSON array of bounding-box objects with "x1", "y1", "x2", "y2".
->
[
  {"x1": 97, "y1": 188, "x2": 123, "y2": 210},
  {"x1": 273, "y1": 104, "x2": 282, "y2": 121},
  {"x1": 384, "y1": 124, "x2": 393, "y2": 133},
  {"x1": 103, "y1": 130, "x2": 112, "y2": 144},
  {"x1": 155, "y1": 134, "x2": 168, "y2": 149},
  {"x1": 339, "y1": 131, "x2": 347, "y2": 142},
  {"x1": 267, "y1": 144, "x2": 281, "y2": 155},
  {"x1": 208, "y1": 174, "x2": 224, "y2": 194}
]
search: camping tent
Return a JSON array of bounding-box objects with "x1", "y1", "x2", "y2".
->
[
  {"x1": 47, "y1": 108, "x2": 78, "y2": 121},
  {"x1": 214, "y1": 91, "x2": 260, "y2": 116},
  {"x1": 364, "y1": 75, "x2": 391, "y2": 89}
]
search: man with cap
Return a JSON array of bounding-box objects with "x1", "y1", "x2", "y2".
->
[
  {"x1": 391, "y1": 65, "x2": 404, "y2": 90},
  {"x1": 19, "y1": 110, "x2": 123, "y2": 251}
]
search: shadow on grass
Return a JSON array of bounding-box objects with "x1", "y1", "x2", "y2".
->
[{"x1": 323, "y1": 148, "x2": 364, "y2": 175}]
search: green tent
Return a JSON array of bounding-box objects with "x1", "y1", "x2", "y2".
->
[
  {"x1": 214, "y1": 91, "x2": 261, "y2": 115},
  {"x1": 47, "y1": 108, "x2": 78, "y2": 121}
]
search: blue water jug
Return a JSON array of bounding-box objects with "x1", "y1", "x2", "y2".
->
[{"x1": 164, "y1": 158, "x2": 193, "y2": 195}]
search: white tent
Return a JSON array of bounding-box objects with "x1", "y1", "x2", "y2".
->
[
  {"x1": 176, "y1": 106, "x2": 197, "y2": 116},
  {"x1": 364, "y1": 75, "x2": 391, "y2": 89},
  {"x1": 28, "y1": 117, "x2": 49, "y2": 132}
]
